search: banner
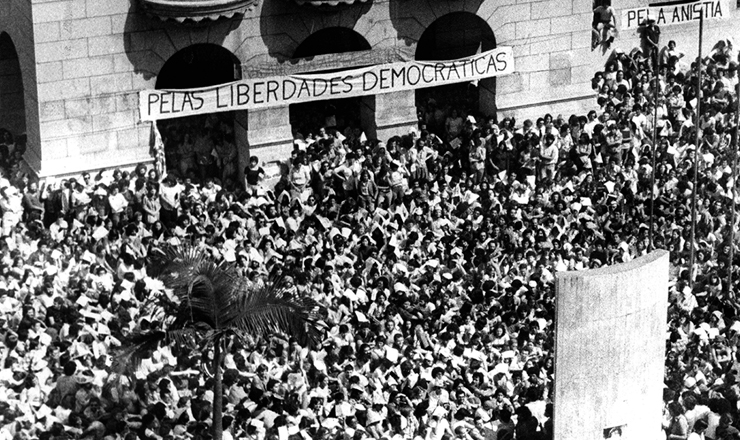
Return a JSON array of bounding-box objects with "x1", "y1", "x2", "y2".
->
[
  {"x1": 241, "y1": 46, "x2": 416, "y2": 78},
  {"x1": 621, "y1": 0, "x2": 728, "y2": 30},
  {"x1": 138, "y1": 46, "x2": 514, "y2": 122}
]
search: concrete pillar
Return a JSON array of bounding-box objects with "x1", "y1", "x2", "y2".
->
[
  {"x1": 358, "y1": 95, "x2": 376, "y2": 139},
  {"x1": 554, "y1": 250, "x2": 669, "y2": 440},
  {"x1": 234, "y1": 110, "x2": 249, "y2": 186},
  {"x1": 479, "y1": 78, "x2": 497, "y2": 118},
  {"x1": 367, "y1": 89, "x2": 418, "y2": 142},
  {"x1": 246, "y1": 105, "x2": 293, "y2": 179}
]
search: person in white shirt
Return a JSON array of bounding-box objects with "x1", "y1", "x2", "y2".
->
[
  {"x1": 0, "y1": 185, "x2": 23, "y2": 235},
  {"x1": 630, "y1": 104, "x2": 648, "y2": 140},
  {"x1": 107, "y1": 185, "x2": 128, "y2": 226},
  {"x1": 609, "y1": 70, "x2": 631, "y2": 92},
  {"x1": 49, "y1": 214, "x2": 68, "y2": 242},
  {"x1": 539, "y1": 134, "x2": 559, "y2": 181},
  {"x1": 583, "y1": 111, "x2": 599, "y2": 138},
  {"x1": 200, "y1": 178, "x2": 221, "y2": 204},
  {"x1": 159, "y1": 176, "x2": 182, "y2": 228},
  {"x1": 660, "y1": 40, "x2": 685, "y2": 68},
  {"x1": 510, "y1": 182, "x2": 531, "y2": 205},
  {"x1": 289, "y1": 154, "x2": 313, "y2": 200}
]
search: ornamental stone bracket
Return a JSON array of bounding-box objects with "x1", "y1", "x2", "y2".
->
[
  {"x1": 138, "y1": 0, "x2": 259, "y2": 22},
  {"x1": 289, "y1": 0, "x2": 371, "y2": 9}
]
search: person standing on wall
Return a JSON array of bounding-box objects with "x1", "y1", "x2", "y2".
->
[
  {"x1": 592, "y1": 0, "x2": 617, "y2": 51},
  {"x1": 641, "y1": 19, "x2": 661, "y2": 71}
]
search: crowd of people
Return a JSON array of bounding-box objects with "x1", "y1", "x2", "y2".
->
[
  {"x1": 157, "y1": 113, "x2": 239, "y2": 190},
  {"x1": 3, "y1": 36, "x2": 740, "y2": 440}
]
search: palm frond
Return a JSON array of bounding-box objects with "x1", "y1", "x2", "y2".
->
[
  {"x1": 151, "y1": 244, "x2": 240, "y2": 330},
  {"x1": 110, "y1": 330, "x2": 166, "y2": 375},
  {"x1": 223, "y1": 277, "x2": 325, "y2": 349},
  {"x1": 146, "y1": 247, "x2": 324, "y2": 355},
  {"x1": 165, "y1": 328, "x2": 199, "y2": 348},
  {"x1": 148, "y1": 244, "x2": 206, "y2": 280},
  {"x1": 112, "y1": 327, "x2": 203, "y2": 377},
  {"x1": 186, "y1": 267, "x2": 238, "y2": 329}
]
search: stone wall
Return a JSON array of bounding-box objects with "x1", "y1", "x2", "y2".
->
[
  {"x1": 30, "y1": 0, "x2": 151, "y2": 177},
  {"x1": 554, "y1": 250, "x2": 669, "y2": 440},
  {"x1": 7, "y1": 0, "x2": 740, "y2": 176},
  {"x1": 477, "y1": 0, "x2": 601, "y2": 120}
]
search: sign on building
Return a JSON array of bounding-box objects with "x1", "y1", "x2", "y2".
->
[
  {"x1": 138, "y1": 47, "x2": 514, "y2": 122},
  {"x1": 621, "y1": 0, "x2": 728, "y2": 30}
]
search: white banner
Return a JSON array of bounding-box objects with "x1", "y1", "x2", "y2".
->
[
  {"x1": 138, "y1": 47, "x2": 514, "y2": 122},
  {"x1": 621, "y1": 0, "x2": 728, "y2": 30}
]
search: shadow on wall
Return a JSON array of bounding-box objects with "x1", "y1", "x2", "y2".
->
[
  {"x1": 388, "y1": 0, "x2": 486, "y2": 48},
  {"x1": 122, "y1": 0, "x2": 244, "y2": 81},
  {"x1": 258, "y1": 0, "x2": 372, "y2": 63}
]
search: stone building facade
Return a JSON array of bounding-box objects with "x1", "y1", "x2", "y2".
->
[{"x1": 1, "y1": 0, "x2": 738, "y2": 178}]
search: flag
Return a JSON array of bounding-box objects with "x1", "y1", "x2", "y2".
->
[
  {"x1": 471, "y1": 42, "x2": 483, "y2": 87},
  {"x1": 150, "y1": 122, "x2": 166, "y2": 180}
]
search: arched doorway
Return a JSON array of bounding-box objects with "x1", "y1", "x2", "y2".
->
[
  {"x1": 155, "y1": 44, "x2": 245, "y2": 189},
  {"x1": 293, "y1": 27, "x2": 371, "y2": 58},
  {"x1": 415, "y1": 12, "x2": 496, "y2": 135},
  {"x1": 290, "y1": 27, "x2": 374, "y2": 142},
  {"x1": 0, "y1": 32, "x2": 27, "y2": 149}
]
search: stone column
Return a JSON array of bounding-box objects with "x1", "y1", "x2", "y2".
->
[
  {"x1": 245, "y1": 105, "x2": 293, "y2": 180},
  {"x1": 234, "y1": 110, "x2": 249, "y2": 186},
  {"x1": 366, "y1": 89, "x2": 418, "y2": 142},
  {"x1": 479, "y1": 78, "x2": 497, "y2": 118}
]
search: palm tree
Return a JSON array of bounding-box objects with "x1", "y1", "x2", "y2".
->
[{"x1": 114, "y1": 244, "x2": 324, "y2": 440}]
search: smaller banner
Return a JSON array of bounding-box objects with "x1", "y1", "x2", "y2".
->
[
  {"x1": 621, "y1": 0, "x2": 728, "y2": 30},
  {"x1": 139, "y1": 46, "x2": 514, "y2": 122}
]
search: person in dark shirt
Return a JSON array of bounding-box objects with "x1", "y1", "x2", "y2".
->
[
  {"x1": 22, "y1": 180, "x2": 44, "y2": 223},
  {"x1": 54, "y1": 361, "x2": 78, "y2": 400},
  {"x1": 590, "y1": 239, "x2": 608, "y2": 266},
  {"x1": 244, "y1": 156, "x2": 265, "y2": 195}
]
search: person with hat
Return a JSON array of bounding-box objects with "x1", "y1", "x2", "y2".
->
[{"x1": 73, "y1": 370, "x2": 96, "y2": 413}]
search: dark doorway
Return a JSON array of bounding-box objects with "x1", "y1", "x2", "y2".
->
[
  {"x1": 0, "y1": 32, "x2": 26, "y2": 142},
  {"x1": 155, "y1": 44, "x2": 245, "y2": 189},
  {"x1": 290, "y1": 27, "x2": 374, "y2": 142},
  {"x1": 415, "y1": 12, "x2": 497, "y2": 135}
]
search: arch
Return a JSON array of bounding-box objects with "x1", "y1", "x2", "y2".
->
[
  {"x1": 155, "y1": 44, "x2": 246, "y2": 190},
  {"x1": 415, "y1": 12, "x2": 496, "y2": 61},
  {"x1": 414, "y1": 12, "x2": 497, "y2": 125},
  {"x1": 293, "y1": 26, "x2": 372, "y2": 59},
  {"x1": 0, "y1": 32, "x2": 26, "y2": 141},
  {"x1": 290, "y1": 28, "x2": 374, "y2": 141},
  {"x1": 156, "y1": 43, "x2": 241, "y2": 89},
  {"x1": 257, "y1": 0, "x2": 373, "y2": 63}
]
